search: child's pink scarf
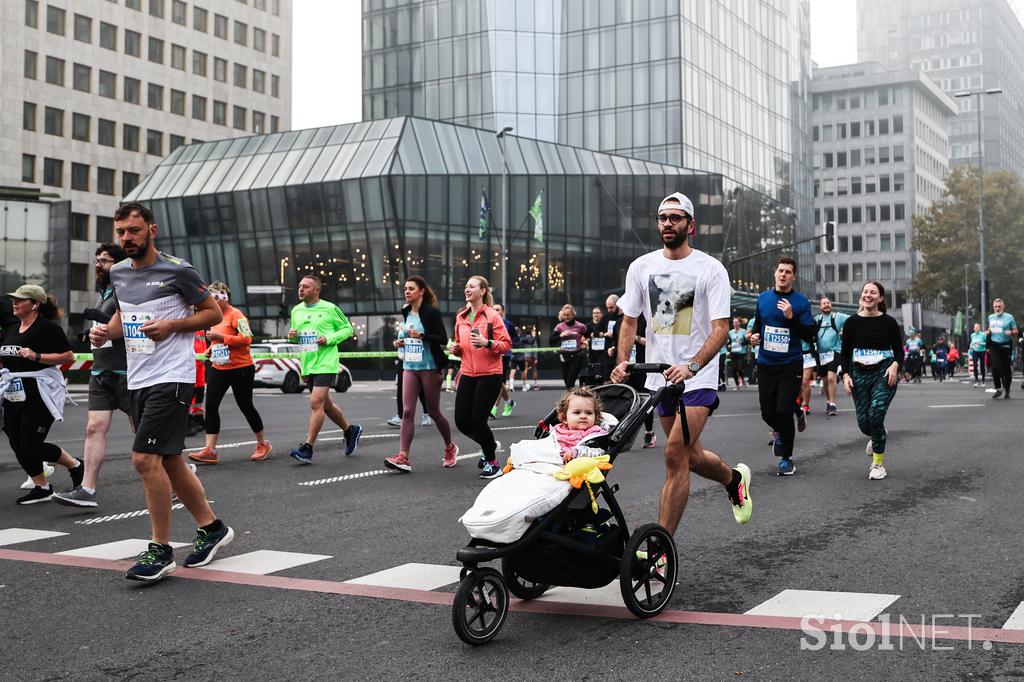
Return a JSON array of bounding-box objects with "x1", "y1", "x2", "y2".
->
[{"x1": 552, "y1": 423, "x2": 606, "y2": 450}]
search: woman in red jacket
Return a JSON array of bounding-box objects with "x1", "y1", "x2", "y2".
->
[{"x1": 449, "y1": 275, "x2": 511, "y2": 479}]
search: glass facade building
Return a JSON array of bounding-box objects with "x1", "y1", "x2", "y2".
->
[{"x1": 125, "y1": 116, "x2": 797, "y2": 352}]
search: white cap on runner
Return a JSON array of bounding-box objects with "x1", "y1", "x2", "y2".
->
[{"x1": 658, "y1": 192, "x2": 694, "y2": 219}]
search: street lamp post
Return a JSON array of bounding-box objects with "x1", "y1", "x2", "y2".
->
[
  {"x1": 495, "y1": 126, "x2": 513, "y2": 307},
  {"x1": 954, "y1": 88, "x2": 1002, "y2": 319}
]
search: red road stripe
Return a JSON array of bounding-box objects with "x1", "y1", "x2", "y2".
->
[{"x1": 3, "y1": 547, "x2": 1023, "y2": 644}]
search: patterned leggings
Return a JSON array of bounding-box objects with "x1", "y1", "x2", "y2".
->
[{"x1": 851, "y1": 363, "x2": 897, "y2": 454}]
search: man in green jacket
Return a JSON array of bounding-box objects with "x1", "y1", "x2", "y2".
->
[{"x1": 287, "y1": 275, "x2": 363, "y2": 464}]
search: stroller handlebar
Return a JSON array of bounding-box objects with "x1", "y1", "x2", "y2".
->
[{"x1": 625, "y1": 362, "x2": 672, "y2": 374}]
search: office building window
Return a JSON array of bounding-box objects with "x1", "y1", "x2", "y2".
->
[
  {"x1": 149, "y1": 0, "x2": 163, "y2": 18},
  {"x1": 100, "y1": 21, "x2": 117, "y2": 49},
  {"x1": 254, "y1": 27, "x2": 266, "y2": 52},
  {"x1": 46, "y1": 5, "x2": 65, "y2": 35},
  {"x1": 893, "y1": 145, "x2": 904, "y2": 163},
  {"x1": 147, "y1": 129, "x2": 163, "y2": 156},
  {"x1": 148, "y1": 83, "x2": 164, "y2": 110},
  {"x1": 45, "y1": 56, "x2": 65, "y2": 86},
  {"x1": 44, "y1": 106, "x2": 64, "y2": 136},
  {"x1": 193, "y1": 6, "x2": 207, "y2": 31},
  {"x1": 71, "y1": 213, "x2": 89, "y2": 240},
  {"x1": 878, "y1": 118, "x2": 889, "y2": 135},
  {"x1": 24, "y1": 50, "x2": 37, "y2": 79},
  {"x1": 148, "y1": 37, "x2": 164, "y2": 64},
  {"x1": 234, "y1": 63, "x2": 247, "y2": 87},
  {"x1": 892, "y1": 115, "x2": 903, "y2": 134},
  {"x1": 172, "y1": 0, "x2": 186, "y2": 25},
  {"x1": 880, "y1": 205, "x2": 891, "y2": 221},
  {"x1": 124, "y1": 77, "x2": 140, "y2": 104},
  {"x1": 232, "y1": 105, "x2": 246, "y2": 130},
  {"x1": 171, "y1": 44, "x2": 186, "y2": 70},
  {"x1": 214, "y1": 58, "x2": 227, "y2": 82},
  {"x1": 192, "y1": 50, "x2": 207, "y2": 76},
  {"x1": 22, "y1": 154, "x2": 35, "y2": 182},
  {"x1": 169, "y1": 134, "x2": 186, "y2": 153},
  {"x1": 123, "y1": 171, "x2": 141, "y2": 193},
  {"x1": 894, "y1": 172, "x2": 905, "y2": 192},
  {"x1": 74, "y1": 13, "x2": 91, "y2": 42},
  {"x1": 23, "y1": 101, "x2": 36, "y2": 131},
  {"x1": 99, "y1": 70, "x2": 116, "y2": 98},
  {"x1": 98, "y1": 118, "x2": 115, "y2": 146},
  {"x1": 852, "y1": 206, "x2": 862, "y2": 223},
  {"x1": 123, "y1": 124, "x2": 140, "y2": 150},
  {"x1": 73, "y1": 63, "x2": 91, "y2": 92},
  {"x1": 254, "y1": 0, "x2": 266, "y2": 10},
  {"x1": 72, "y1": 113, "x2": 90, "y2": 141},
  {"x1": 71, "y1": 163, "x2": 90, "y2": 191},
  {"x1": 234, "y1": 21, "x2": 247, "y2": 46},
  {"x1": 838, "y1": 264, "x2": 849, "y2": 281},
  {"x1": 894, "y1": 203, "x2": 905, "y2": 220},
  {"x1": 271, "y1": 115, "x2": 279, "y2": 133},
  {"x1": 43, "y1": 158, "x2": 63, "y2": 187},
  {"x1": 272, "y1": 0, "x2": 279, "y2": 15},
  {"x1": 25, "y1": 0, "x2": 38, "y2": 28},
  {"x1": 272, "y1": 33, "x2": 280, "y2": 57},
  {"x1": 253, "y1": 69, "x2": 265, "y2": 93},
  {"x1": 271, "y1": 74, "x2": 279, "y2": 97},
  {"x1": 191, "y1": 95, "x2": 207, "y2": 120},
  {"x1": 126, "y1": 0, "x2": 141, "y2": 9},
  {"x1": 97, "y1": 167, "x2": 115, "y2": 195},
  {"x1": 214, "y1": 13, "x2": 228, "y2": 38},
  {"x1": 125, "y1": 29, "x2": 141, "y2": 57},
  {"x1": 96, "y1": 217, "x2": 114, "y2": 242},
  {"x1": 252, "y1": 111, "x2": 265, "y2": 133},
  {"x1": 895, "y1": 233, "x2": 906, "y2": 251},
  {"x1": 213, "y1": 100, "x2": 226, "y2": 125},
  {"x1": 170, "y1": 89, "x2": 185, "y2": 115},
  {"x1": 853, "y1": 263, "x2": 864, "y2": 281}
]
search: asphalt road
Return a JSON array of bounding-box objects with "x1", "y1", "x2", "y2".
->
[{"x1": 1, "y1": 376, "x2": 1023, "y2": 680}]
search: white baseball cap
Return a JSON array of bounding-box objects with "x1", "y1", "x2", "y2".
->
[{"x1": 658, "y1": 192, "x2": 694, "y2": 219}]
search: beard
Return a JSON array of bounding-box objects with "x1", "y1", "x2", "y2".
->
[
  {"x1": 661, "y1": 229, "x2": 687, "y2": 249},
  {"x1": 125, "y1": 234, "x2": 151, "y2": 260},
  {"x1": 95, "y1": 270, "x2": 110, "y2": 288}
]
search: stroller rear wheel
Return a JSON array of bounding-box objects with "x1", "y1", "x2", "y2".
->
[
  {"x1": 452, "y1": 568, "x2": 509, "y2": 645},
  {"x1": 619, "y1": 523, "x2": 678, "y2": 618},
  {"x1": 501, "y1": 558, "x2": 549, "y2": 600}
]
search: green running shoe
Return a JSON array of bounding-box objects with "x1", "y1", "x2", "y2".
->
[
  {"x1": 728, "y1": 463, "x2": 753, "y2": 525},
  {"x1": 502, "y1": 400, "x2": 516, "y2": 418}
]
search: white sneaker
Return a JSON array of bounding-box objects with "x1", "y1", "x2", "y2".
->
[
  {"x1": 507, "y1": 384, "x2": 514, "y2": 393},
  {"x1": 386, "y1": 415, "x2": 402, "y2": 427},
  {"x1": 495, "y1": 440, "x2": 503, "y2": 453},
  {"x1": 420, "y1": 414, "x2": 433, "y2": 427},
  {"x1": 20, "y1": 463, "x2": 55, "y2": 490},
  {"x1": 865, "y1": 438, "x2": 873, "y2": 456},
  {"x1": 868, "y1": 464, "x2": 887, "y2": 480}
]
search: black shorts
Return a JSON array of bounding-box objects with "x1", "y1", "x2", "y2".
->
[
  {"x1": 513, "y1": 357, "x2": 525, "y2": 372},
  {"x1": 88, "y1": 372, "x2": 130, "y2": 413},
  {"x1": 501, "y1": 356, "x2": 512, "y2": 382},
  {"x1": 816, "y1": 359, "x2": 839, "y2": 378},
  {"x1": 129, "y1": 382, "x2": 193, "y2": 455},
  {"x1": 306, "y1": 373, "x2": 337, "y2": 389}
]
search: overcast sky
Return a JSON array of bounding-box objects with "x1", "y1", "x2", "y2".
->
[{"x1": 291, "y1": 0, "x2": 859, "y2": 130}]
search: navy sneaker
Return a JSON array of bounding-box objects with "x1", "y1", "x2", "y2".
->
[
  {"x1": 479, "y1": 461, "x2": 503, "y2": 479},
  {"x1": 289, "y1": 442, "x2": 313, "y2": 464},
  {"x1": 477, "y1": 455, "x2": 487, "y2": 469},
  {"x1": 777, "y1": 457, "x2": 796, "y2": 476},
  {"x1": 344, "y1": 424, "x2": 363, "y2": 456},
  {"x1": 183, "y1": 523, "x2": 235, "y2": 568},
  {"x1": 126, "y1": 542, "x2": 176, "y2": 582}
]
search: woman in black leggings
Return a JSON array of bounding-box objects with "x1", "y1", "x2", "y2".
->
[
  {"x1": 550, "y1": 304, "x2": 589, "y2": 388},
  {"x1": 188, "y1": 282, "x2": 271, "y2": 464}
]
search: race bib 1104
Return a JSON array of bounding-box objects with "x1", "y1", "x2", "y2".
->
[
  {"x1": 123, "y1": 312, "x2": 156, "y2": 355},
  {"x1": 762, "y1": 326, "x2": 790, "y2": 353}
]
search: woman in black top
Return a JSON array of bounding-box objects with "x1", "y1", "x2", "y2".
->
[
  {"x1": 841, "y1": 281, "x2": 904, "y2": 481},
  {"x1": 1, "y1": 285, "x2": 80, "y2": 504}
]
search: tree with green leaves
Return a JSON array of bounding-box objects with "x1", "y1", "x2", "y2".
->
[{"x1": 912, "y1": 165, "x2": 1024, "y2": 316}]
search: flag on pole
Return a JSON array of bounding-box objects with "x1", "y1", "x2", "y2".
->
[
  {"x1": 529, "y1": 190, "x2": 544, "y2": 242},
  {"x1": 478, "y1": 188, "x2": 490, "y2": 240}
]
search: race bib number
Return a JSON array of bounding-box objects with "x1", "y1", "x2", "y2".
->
[
  {"x1": 819, "y1": 351, "x2": 834, "y2": 365},
  {"x1": 560, "y1": 338, "x2": 578, "y2": 352},
  {"x1": 802, "y1": 353, "x2": 816, "y2": 370},
  {"x1": 853, "y1": 348, "x2": 888, "y2": 365},
  {"x1": 123, "y1": 312, "x2": 156, "y2": 355},
  {"x1": 3, "y1": 377, "x2": 26, "y2": 402},
  {"x1": 991, "y1": 322, "x2": 1004, "y2": 335},
  {"x1": 91, "y1": 321, "x2": 112, "y2": 349},
  {"x1": 762, "y1": 326, "x2": 790, "y2": 353},
  {"x1": 210, "y1": 343, "x2": 230, "y2": 366},
  {"x1": 298, "y1": 329, "x2": 319, "y2": 353},
  {"x1": 403, "y1": 338, "x2": 424, "y2": 363},
  {"x1": 591, "y1": 337, "x2": 606, "y2": 351}
]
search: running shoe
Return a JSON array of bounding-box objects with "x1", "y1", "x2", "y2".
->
[
  {"x1": 777, "y1": 457, "x2": 796, "y2": 476},
  {"x1": 727, "y1": 463, "x2": 753, "y2": 524},
  {"x1": 477, "y1": 440, "x2": 503, "y2": 468},
  {"x1": 643, "y1": 431, "x2": 657, "y2": 449},
  {"x1": 20, "y1": 463, "x2": 55, "y2": 490},
  {"x1": 993, "y1": 389, "x2": 1003, "y2": 399},
  {"x1": 386, "y1": 415, "x2": 402, "y2": 427},
  {"x1": 421, "y1": 414, "x2": 433, "y2": 427},
  {"x1": 53, "y1": 486, "x2": 98, "y2": 508},
  {"x1": 489, "y1": 406, "x2": 498, "y2": 419},
  {"x1": 1004, "y1": 391, "x2": 1011, "y2": 400},
  {"x1": 251, "y1": 441, "x2": 272, "y2": 462},
  {"x1": 865, "y1": 429, "x2": 887, "y2": 456},
  {"x1": 502, "y1": 400, "x2": 516, "y2": 418},
  {"x1": 188, "y1": 447, "x2": 219, "y2": 465},
  {"x1": 508, "y1": 384, "x2": 514, "y2": 393},
  {"x1": 17, "y1": 486, "x2": 54, "y2": 505},
  {"x1": 479, "y1": 461, "x2": 503, "y2": 479},
  {"x1": 343, "y1": 424, "x2": 363, "y2": 455},
  {"x1": 289, "y1": 442, "x2": 314, "y2": 464},
  {"x1": 868, "y1": 464, "x2": 887, "y2": 480},
  {"x1": 384, "y1": 453, "x2": 412, "y2": 472},
  {"x1": 125, "y1": 543, "x2": 176, "y2": 582},
  {"x1": 443, "y1": 442, "x2": 459, "y2": 468},
  {"x1": 795, "y1": 405, "x2": 807, "y2": 432},
  {"x1": 802, "y1": 404, "x2": 811, "y2": 416},
  {"x1": 826, "y1": 402, "x2": 838, "y2": 417},
  {"x1": 70, "y1": 458, "x2": 85, "y2": 489},
  {"x1": 183, "y1": 523, "x2": 235, "y2": 568}
]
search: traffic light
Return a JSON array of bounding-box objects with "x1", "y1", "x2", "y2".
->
[{"x1": 823, "y1": 221, "x2": 836, "y2": 253}]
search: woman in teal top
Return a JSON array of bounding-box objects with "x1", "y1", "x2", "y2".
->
[{"x1": 969, "y1": 323, "x2": 987, "y2": 386}]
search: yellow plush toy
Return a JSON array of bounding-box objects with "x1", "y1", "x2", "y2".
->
[{"x1": 554, "y1": 455, "x2": 613, "y2": 513}]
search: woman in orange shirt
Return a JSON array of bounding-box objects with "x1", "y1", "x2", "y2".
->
[{"x1": 189, "y1": 281, "x2": 271, "y2": 464}]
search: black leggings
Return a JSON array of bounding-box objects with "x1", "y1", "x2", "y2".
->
[
  {"x1": 3, "y1": 394, "x2": 62, "y2": 477},
  {"x1": 971, "y1": 351, "x2": 986, "y2": 382},
  {"x1": 757, "y1": 360, "x2": 803, "y2": 458},
  {"x1": 990, "y1": 344, "x2": 1012, "y2": 391},
  {"x1": 560, "y1": 352, "x2": 586, "y2": 388},
  {"x1": 205, "y1": 365, "x2": 264, "y2": 435},
  {"x1": 454, "y1": 374, "x2": 503, "y2": 462},
  {"x1": 730, "y1": 353, "x2": 746, "y2": 383}
]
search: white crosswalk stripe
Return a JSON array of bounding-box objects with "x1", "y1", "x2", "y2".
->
[
  {"x1": 195, "y1": 550, "x2": 331, "y2": 575},
  {"x1": 744, "y1": 589, "x2": 900, "y2": 621},
  {"x1": 0, "y1": 528, "x2": 69, "y2": 547},
  {"x1": 1002, "y1": 602, "x2": 1024, "y2": 630},
  {"x1": 58, "y1": 539, "x2": 189, "y2": 560},
  {"x1": 346, "y1": 562, "x2": 463, "y2": 591}
]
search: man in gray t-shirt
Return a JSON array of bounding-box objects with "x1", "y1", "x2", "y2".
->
[{"x1": 90, "y1": 202, "x2": 234, "y2": 583}]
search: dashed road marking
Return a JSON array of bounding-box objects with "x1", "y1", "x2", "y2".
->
[
  {"x1": 74, "y1": 503, "x2": 198, "y2": 525},
  {"x1": 299, "y1": 470, "x2": 395, "y2": 486},
  {"x1": 929, "y1": 404, "x2": 984, "y2": 408}
]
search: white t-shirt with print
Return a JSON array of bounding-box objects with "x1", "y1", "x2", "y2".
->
[{"x1": 618, "y1": 248, "x2": 731, "y2": 393}]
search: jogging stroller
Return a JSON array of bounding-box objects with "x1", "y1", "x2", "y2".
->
[{"x1": 451, "y1": 364, "x2": 681, "y2": 645}]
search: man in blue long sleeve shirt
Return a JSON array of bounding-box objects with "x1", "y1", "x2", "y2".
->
[{"x1": 749, "y1": 257, "x2": 816, "y2": 475}]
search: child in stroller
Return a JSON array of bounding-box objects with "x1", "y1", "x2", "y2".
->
[{"x1": 452, "y1": 364, "x2": 683, "y2": 645}]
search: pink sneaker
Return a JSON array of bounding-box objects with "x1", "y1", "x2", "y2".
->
[
  {"x1": 443, "y1": 443, "x2": 459, "y2": 468},
  {"x1": 384, "y1": 453, "x2": 412, "y2": 472}
]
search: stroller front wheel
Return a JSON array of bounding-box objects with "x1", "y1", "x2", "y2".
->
[
  {"x1": 452, "y1": 568, "x2": 509, "y2": 645},
  {"x1": 619, "y1": 523, "x2": 678, "y2": 618}
]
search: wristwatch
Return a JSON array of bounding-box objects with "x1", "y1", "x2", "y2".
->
[{"x1": 687, "y1": 360, "x2": 700, "y2": 373}]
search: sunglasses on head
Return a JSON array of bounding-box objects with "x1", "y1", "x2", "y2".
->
[{"x1": 657, "y1": 213, "x2": 689, "y2": 225}]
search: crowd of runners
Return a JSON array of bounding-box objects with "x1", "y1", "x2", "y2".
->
[{"x1": 1, "y1": 196, "x2": 1019, "y2": 584}]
